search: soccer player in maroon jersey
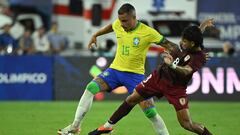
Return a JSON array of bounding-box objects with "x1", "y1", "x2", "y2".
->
[{"x1": 88, "y1": 19, "x2": 214, "y2": 135}]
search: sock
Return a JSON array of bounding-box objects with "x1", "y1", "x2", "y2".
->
[
  {"x1": 103, "y1": 121, "x2": 114, "y2": 128},
  {"x1": 201, "y1": 127, "x2": 212, "y2": 135},
  {"x1": 108, "y1": 101, "x2": 135, "y2": 125},
  {"x1": 72, "y1": 90, "x2": 94, "y2": 127},
  {"x1": 149, "y1": 114, "x2": 169, "y2": 135}
]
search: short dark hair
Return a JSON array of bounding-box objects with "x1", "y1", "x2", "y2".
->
[
  {"x1": 118, "y1": 3, "x2": 135, "y2": 16},
  {"x1": 182, "y1": 25, "x2": 204, "y2": 49}
]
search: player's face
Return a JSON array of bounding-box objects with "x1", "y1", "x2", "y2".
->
[
  {"x1": 118, "y1": 13, "x2": 136, "y2": 31},
  {"x1": 180, "y1": 38, "x2": 195, "y2": 50}
]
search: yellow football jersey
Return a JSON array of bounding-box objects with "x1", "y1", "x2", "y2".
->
[{"x1": 110, "y1": 19, "x2": 164, "y2": 74}]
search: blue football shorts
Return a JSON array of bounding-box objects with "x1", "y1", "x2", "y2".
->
[{"x1": 98, "y1": 68, "x2": 145, "y2": 94}]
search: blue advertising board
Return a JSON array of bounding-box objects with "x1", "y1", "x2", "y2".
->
[
  {"x1": 0, "y1": 56, "x2": 53, "y2": 100},
  {"x1": 54, "y1": 56, "x2": 240, "y2": 101}
]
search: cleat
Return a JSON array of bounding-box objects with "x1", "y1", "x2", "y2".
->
[
  {"x1": 88, "y1": 126, "x2": 113, "y2": 135},
  {"x1": 57, "y1": 124, "x2": 80, "y2": 135}
]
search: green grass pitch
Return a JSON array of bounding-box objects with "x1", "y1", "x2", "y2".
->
[{"x1": 0, "y1": 101, "x2": 239, "y2": 135}]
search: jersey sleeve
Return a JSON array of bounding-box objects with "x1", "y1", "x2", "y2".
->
[
  {"x1": 188, "y1": 53, "x2": 206, "y2": 73},
  {"x1": 149, "y1": 28, "x2": 164, "y2": 44}
]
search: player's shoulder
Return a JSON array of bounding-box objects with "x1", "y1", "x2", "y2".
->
[
  {"x1": 139, "y1": 22, "x2": 158, "y2": 34},
  {"x1": 112, "y1": 19, "x2": 124, "y2": 34},
  {"x1": 197, "y1": 50, "x2": 206, "y2": 57},
  {"x1": 139, "y1": 22, "x2": 154, "y2": 30},
  {"x1": 190, "y1": 50, "x2": 206, "y2": 62},
  {"x1": 112, "y1": 19, "x2": 121, "y2": 28}
]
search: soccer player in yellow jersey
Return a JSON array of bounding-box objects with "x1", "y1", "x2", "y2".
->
[{"x1": 58, "y1": 3, "x2": 169, "y2": 135}]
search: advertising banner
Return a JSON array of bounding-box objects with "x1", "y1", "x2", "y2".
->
[
  {"x1": 0, "y1": 56, "x2": 53, "y2": 100},
  {"x1": 54, "y1": 56, "x2": 111, "y2": 100},
  {"x1": 54, "y1": 56, "x2": 240, "y2": 101},
  {"x1": 187, "y1": 57, "x2": 240, "y2": 101},
  {"x1": 198, "y1": 0, "x2": 240, "y2": 50}
]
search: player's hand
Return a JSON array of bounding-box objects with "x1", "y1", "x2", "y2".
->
[
  {"x1": 87, "y1": 35, "x2": 98, "y2": 49},
  {"x1": 202, "y1": 18, "x2": 214, "y2": 28},
  {"x1": 199, "y1": 18, "x2": 214, "y2": 32},
  {"x1": 163, "y1": 52, "x2": 173, "y2": 65}
]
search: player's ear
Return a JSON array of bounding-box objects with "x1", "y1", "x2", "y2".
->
[{"x1": 191, "y1": 41, "x2": 195, "y2": 47}]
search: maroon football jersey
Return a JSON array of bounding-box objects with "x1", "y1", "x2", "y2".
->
[{"x1": 157, "y1": 45, "x2": 206, "y2": 87}]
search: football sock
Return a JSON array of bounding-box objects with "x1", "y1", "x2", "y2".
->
[
  {"x1": 103, "y1": 121, "x2": 114, "y2": 128},
  {"x1": 149, "y1": 114, "x2": 169, "y2": 135},
  {"x1": 108, "y1": 101, "x2": 135, "y2": 125},
  {"x1": 73, "y1": 90, "x2": 94, "y2": 127}
]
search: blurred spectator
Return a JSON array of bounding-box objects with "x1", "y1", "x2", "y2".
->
[
  {"x1": 48, "y1": 22, "x2": 68, "y2": 55},
  {"x1": 0, "y1": 0, "x2": 24, "y2": 39},
  {"x1": 217, "y1": 41, "x2": 236, "y2": 57},
  {"x1": 32, "y1": 26, "x2": 50, "y2": 54},
  {"x1": 18, "y1": 28, "x2": 34, "y2": 55},
  {"x1": 0, "y1": 23, "x2": 18, "y2": 55},
  {"x1": 0, "y1": 0, "x2": 11, "y2": 15},
  {"x1": 0, "y1": 0, "x2": 8, "y2": 7}
]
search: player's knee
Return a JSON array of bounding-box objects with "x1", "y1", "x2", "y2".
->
[
  {"x1": 126, "y1": 97, "x2": 141, "y2": 106},
  {"x1": 143, "y1": 107, "x2": 157, "y2": 118},
  {"x1": 86, "y1": 81, "x2": 100, "y2": 95}
]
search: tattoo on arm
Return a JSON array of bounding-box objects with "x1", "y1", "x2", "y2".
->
[{"x1": 159, "y1": 38, "x2": 178, "y2": 52}]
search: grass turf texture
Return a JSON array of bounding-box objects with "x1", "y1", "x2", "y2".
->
[{"x1": 0, "y1": 101, "x2": 239, "y2": 135}]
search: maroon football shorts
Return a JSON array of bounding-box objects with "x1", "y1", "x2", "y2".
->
[{"x1": 136, "y1": 70, "x2": 188, "y2": 111}]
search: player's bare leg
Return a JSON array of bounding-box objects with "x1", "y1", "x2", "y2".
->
[
  {"x1": 139, "y1": 99, "x2": 169, "y2": 135},
  {"x1": 58, "y1": 77, "x2": 110, "y2": 135},
  {"x1": 176, "y1": 109, "x2": 212, "y2": 135}
]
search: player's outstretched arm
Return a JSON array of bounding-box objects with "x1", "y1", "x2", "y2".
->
[
  {"x1": 88, "y1": 24, "x2": 114, "y2": 49},
  {"x1": 199, "y1": 18, "x2": 214, "y2": 61},
  {"x1": 199, "y1": 18, "x2": 214, "y2": 33},
  {"x1": 158, "y1": 38, "x2": 179, "y2": 52}
]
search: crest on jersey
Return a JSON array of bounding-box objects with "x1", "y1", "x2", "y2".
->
[
  {"x1": 179, "y1": 98, "x2": 186, "y2": 106},
  {"x1": 184, "y1": 55, "x2": 190, "y2": 62},
  {"x1": 133, "y1": 37, "x2": 140, "y2": 46}
]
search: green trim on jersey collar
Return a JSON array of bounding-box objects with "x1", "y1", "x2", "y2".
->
[{"x1": 129, "y1": 21, "x2": 140, "y2": 32}]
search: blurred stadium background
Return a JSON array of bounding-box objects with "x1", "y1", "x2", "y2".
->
[{"x1": 0, "y1": 0, "x2": 239, "y2": 135}]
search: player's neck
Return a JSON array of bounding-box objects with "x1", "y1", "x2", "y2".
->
[{"x1": 191, "y1": 47, "x2": 202, "y2": 52}]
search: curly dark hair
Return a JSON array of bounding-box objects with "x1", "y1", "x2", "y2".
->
[{"x1": 182, "y1": 25, "x2": 204, "y2": 49}]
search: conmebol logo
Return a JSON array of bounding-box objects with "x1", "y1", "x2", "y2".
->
[{"x1": 0, "y1": 73, "x2": 47, "y2": 84}]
